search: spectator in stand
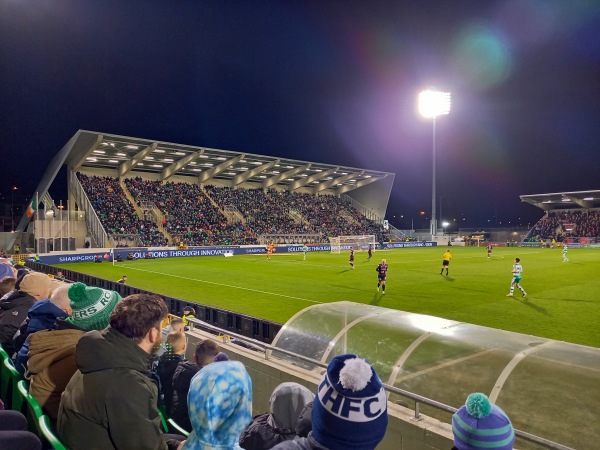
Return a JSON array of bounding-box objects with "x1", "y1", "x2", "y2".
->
[
  {"x1": 0, "y1": 408, "x2": 42, "y2": 450},
  {"x1": 240, "y1": 382, "x2": 314, "y2": 450},
  {"x1": 182, "y1": 360, "x2": 252, "y2": 450},
  {"x1": 171, "y1": 339, "x2": 220, "y2": 432},
  {"x1": 0, "y1": 276, "x2": 17, "y2": 298},
  {"x1": 164, "y1": 317, "x2": 184, "y2": 333},
  {"x1": 58, "y1": 293, "x2": 185, "y2": 450},
  {"x1": 0, "y1": 272, "x2": 51, "y2": 356},
  {"x1": 451, "y1": 393, "x2": 514, "y2": 450},
  {"x1": 157, "y1": 331, "x2": 187, "y2": 416},
  {"x1": 26, "y1": 283, "x2": 122, "y2": 420},
  {"x1": 0, "y1": 262, "x2": 17, "y2": 288},
  {"x1": 272, "y1": 354, "x2": 388, "y2": 450},
  {"x1": 14, "y1": 284, "x2": 72, "y2": 375}
]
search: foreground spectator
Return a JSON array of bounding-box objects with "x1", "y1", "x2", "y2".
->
[
  {"x1": 171, "y1": 339, "x2": 220, "y2": 431},
  {"x1": 0, "y1": 409, "x2": 42, "y2": 450},
  {"x1": 14, "y1": 284, "x2": 72, "y2": 374},
  {"x1": 0, "y1": 262, "x2": 17, "y2": 289},
  {"x1": 272, "y1": 354, "x2": 388, "y2": 450},
  {"x1": 27, "y1": 282, "x2": 122, "y2": 419},
  {"x1": 58, "y1": 293, "x2": 185, "y2": 450},
  {"x1": 182, "y1": 360, "x2": 252, "y2": 450},
  {"x1": 0, "y1": 272, "x2": 51, "y2": 356},
  {"x1": 0, "y1": 276, "x2": 17, "y2": 298},
  {"x1": 157, "y1": 331, "x2": 187, "y2": 416},
  {"x1": 240, "y1": 382, "x2": 314, "y2": 450},
  {"x1": 452, "y1": 393, "x2": 514, "y2": 450}
]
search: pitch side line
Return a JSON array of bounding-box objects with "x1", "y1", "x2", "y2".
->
[{"x1": 122, "y1": 266, "x2": 324, "y2": 304}]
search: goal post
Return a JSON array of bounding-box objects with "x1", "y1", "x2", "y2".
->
[{"x1": 329, "y1": 235, "x2": 376, "y2": 254}]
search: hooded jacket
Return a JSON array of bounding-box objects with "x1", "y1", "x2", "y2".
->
[
  {"x1": 27, "y1": 319, "x2": 86, "y2": 419},
  {"x1": 14, "y1": 299, "x2": 69, "y2": 375},
  {"x1": 57, "y1": 326, "x2": 169, "y2": 450},
  {"x1": 239, "y1": 383, "x2": 314, "y2": 450},
  {"x1": 182, "y1": 361, "x2": 252, "y2": 450},
  {"x1": 0, "y1": 289, "x2": 36, "y2": 355},
  {"x1": 170, "y1": 360, "x2": 200, "y2": 432}
]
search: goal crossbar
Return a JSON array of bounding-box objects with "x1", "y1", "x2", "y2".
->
[{"x1": 329, "y1": 235, "x2": 376, "y2": 254}]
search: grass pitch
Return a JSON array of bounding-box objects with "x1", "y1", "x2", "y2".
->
[{"x1": 55, "y1": 246, "x2": 600, "y2": 348}]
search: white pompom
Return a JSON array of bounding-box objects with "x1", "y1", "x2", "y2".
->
[{"x1": 338, "y1": 357, "x2": 372, "y2": 392}]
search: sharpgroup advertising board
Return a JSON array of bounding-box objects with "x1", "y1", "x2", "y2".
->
[{"x1": 37, "y1": 242, "x2": 437, "y2": 264}]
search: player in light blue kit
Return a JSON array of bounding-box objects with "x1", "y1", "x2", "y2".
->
[
  {"x1": 507, "y1": 257, "x2": 527, "y2": 297},
  {"x1": 562, "y1": 243, "x2": 569, "y2": 262},
  {"x1": 302, "y1": 243, "x2": 308, "y2": 260}
]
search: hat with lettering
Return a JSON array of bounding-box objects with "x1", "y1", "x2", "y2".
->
[
  {"x1": 66, "y1": 282, "x2": 122, "y2": 331},
  {"x1": 452, "y1": 393, "x2": 515, "y2": 450},
  {"x1": 311, "y1": 354, "x2": 388, "y2": 450}
]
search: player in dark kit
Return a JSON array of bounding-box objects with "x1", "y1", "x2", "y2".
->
[
  {"x1": 376, "y1": 259, "x2": 388, "y2": 294},
  {"x1": 368, "y1": 244, "x2": 373, "y2": 261},
  {"x1": 349, "y1": 248, "x2": 355, "y2": 269},
  {"x1": 487, "y1": 243, "x2": 493, "y2": 259}
]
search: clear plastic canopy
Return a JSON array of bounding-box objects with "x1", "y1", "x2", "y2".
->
[{"x1": 271, "y1": 301, "x2": 599, "y2": 450}]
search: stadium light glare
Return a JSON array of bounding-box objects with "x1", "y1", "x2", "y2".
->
[{"x1": 418, "y1": 89, "x2": 451, "y2": 239}]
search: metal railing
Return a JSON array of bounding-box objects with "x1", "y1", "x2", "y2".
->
[
  {"x1": 70, "y1": 171, "x2": 109, "y2": 248},
  {"x1": 185, "y1": 316, "x2": 573, "y2": 450},
  {"x1": 341, "y1": 195, "x2": 383, "y2": 224}
]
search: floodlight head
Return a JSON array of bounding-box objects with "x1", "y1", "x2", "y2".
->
[{"x1": 418, "y1": 90, "x2": 451, "y2": 118}]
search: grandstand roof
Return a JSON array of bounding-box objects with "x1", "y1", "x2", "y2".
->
[
  {"x1": 66, "y1": 130, "x2": 393, "y2": 193},
  {"x1": 16, "y1": 130, "x2": 395, "y2": 232},
  {"x1": 520, "y1": 190, "x2": 600, "y2": 211}
]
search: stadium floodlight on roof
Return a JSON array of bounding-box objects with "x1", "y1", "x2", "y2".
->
[{"x1": 418, "y1": 89, "x2": 452, "y2": 239}]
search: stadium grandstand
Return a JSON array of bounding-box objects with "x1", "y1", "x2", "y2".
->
[
  {"x1": 520, "y1": 190, "x2": 600, "y2": 244},
  {"x1": 7, "y1": 130, "x2": 397, "y2": 252},
  {"x1": 1, "y1": 131, "x2": 598, "y2": 450}
]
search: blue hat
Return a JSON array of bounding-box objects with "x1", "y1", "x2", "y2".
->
[
  {"x1": 311, "y1": 354, "x2": 388, "y2": 450},
  {"x1": 452, "y1": 393, "x2": 515, "y2": 450}
]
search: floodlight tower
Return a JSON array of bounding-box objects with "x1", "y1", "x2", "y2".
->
[{"x1": 418, "y1": 90, "x2": 451, "y2": 239}]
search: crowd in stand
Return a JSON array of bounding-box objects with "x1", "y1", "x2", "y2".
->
[
  {"x1": 121, "y1": 176, "x2": 389, "y2": 246},
  {"x1": 0, "y1": 257, "x2": 517, "y2": 449},
  {"x1": 528, "y1": 210, "x2": 600, "y2": 242},
  {"x1": 78, "y1": 174, "x2": 169, "y2": 247}
]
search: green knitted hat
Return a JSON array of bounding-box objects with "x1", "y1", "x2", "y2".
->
[{"x1": 67, "y1": 282, "x2": 122, "y2": 331}]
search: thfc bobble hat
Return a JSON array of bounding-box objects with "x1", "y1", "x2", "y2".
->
[
  {"x1": 452, "y1": 393, "x2": 515, "y2": 450},
  {"x1": 311, "y1": 354, "x2": 388, "y2": 450},
  {"x1": 66, "y1": 282, "x2": 122, "y2": 331}
]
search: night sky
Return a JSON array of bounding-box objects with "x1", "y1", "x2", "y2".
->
[{"x1": 2, "y1": 0, "x2": 600, "y2": 230}]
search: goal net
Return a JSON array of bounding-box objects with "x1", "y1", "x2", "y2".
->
[{"x1": 329, "y1": 235, "x2": 376, "y2": 254}]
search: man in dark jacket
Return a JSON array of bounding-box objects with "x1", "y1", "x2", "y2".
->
[
  {"x1": 0, "y1": 272, "x2": 51, "y2": 356},
  {"x1": 170, "y1": 338, "x2": 220, "y2": 432},
  {"x1": 57, "y1": 293, "x2": 185, "y2": 450}
]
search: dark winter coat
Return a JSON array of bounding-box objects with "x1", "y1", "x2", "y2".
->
[
  {"x1": 0, "y1": 290, "x2": 35, "y2": 356},
  {"x1": 14, "y1": 299, "x2": 68, "y2": 375},
  {"x1": 271, "y1": 434, "x2": 330, "y2": 450},
  {"x1": 57, "y1": 326, "x2": 171, "y2": 450},
  {"x1": 239, "y1": 413, "x2": 296, "y2": 450},
  {"x1": 170, "y1": 360, "x2": 200, "y2": 432},
  {"x1": 156, "y1": 352, "x2": 186, "y2": 416}
]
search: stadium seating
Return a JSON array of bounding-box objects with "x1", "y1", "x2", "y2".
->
[
  {"x1": 18, "y1": 380, "x2": 67, "y2": 449},
  {"x1": 1, "y1": 357, "x2": 21, "y2": 409}
]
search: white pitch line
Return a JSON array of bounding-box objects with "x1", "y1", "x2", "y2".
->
[{"x1": 123, "y1": 266, "x2": 324, "y2": 304}]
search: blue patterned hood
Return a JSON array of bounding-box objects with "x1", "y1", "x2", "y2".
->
[{"x1": 183, "y1": 360, "x2": 252, "y2": 450}]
